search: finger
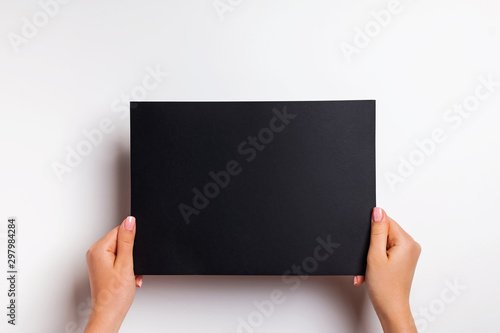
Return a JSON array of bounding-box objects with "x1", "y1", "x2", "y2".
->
[
  {"x1": 135, "y1": 275, "x2": 143, "y2": 288},
  {"x1": 387, "y1": 216, "x2": 413, "y2": 248},
  {"x1": 386, "y1": 216, "x2": 421, "y2": 259},
  {"x1": 367, "y1": 207, "x2": 389, "y2": 260},
  {"x1": 353, "y1": 275, "x2": 365, "y2": 286},
  {"x1": 92, "y1": 226, "x2": 119, "y2": 255},
  {"x1": 115, "y1": 216, "x2": 136, "y2": 269}
]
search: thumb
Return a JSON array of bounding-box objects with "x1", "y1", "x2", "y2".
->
[
  {"x1": 367, "y1": 207, "x2": 389, "y2": 260},
  {"x1": 115, "y1": 216, "x2": 136, "y2": 269}
]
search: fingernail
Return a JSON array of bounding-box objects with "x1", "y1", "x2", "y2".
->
[
  {"x1": 124, "y1": 216, "x2": 136, "y2": 231},
  {"x1": 353, "y1": 276, "x2": 358, "y2": 285},
  {"x1": 373, "y1": 207, "x2": 383, "y2": 222},
  {"x1": 138, "y1": 276, "x2": 143, "y2": 288}
]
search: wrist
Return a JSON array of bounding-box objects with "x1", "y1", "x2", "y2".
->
[
  {"x1": 85, "y1": 309, "x2": 123, "y2": 333},
  {"x1": 376, "y1": 303, "x2": 417, "y2": 333}
]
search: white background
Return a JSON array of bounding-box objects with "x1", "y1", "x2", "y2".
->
[{"x1": 1, "y1": 0, "x2": 499, "y2": 332}]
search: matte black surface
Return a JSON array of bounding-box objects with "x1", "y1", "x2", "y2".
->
[{"x1": 131, "y1": 101, "x2": 375, "y2": 275}]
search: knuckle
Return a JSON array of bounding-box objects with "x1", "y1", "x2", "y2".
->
[
  {"x1": 85, "y1": 250, "x2": 92, "y2": 263},
  {"x1": 86, "y1": 244, "x2": 97, "y2": 260},
  {"x1": 116, "y1": 258, "x2": 134, "y2": 272},
  {"x1": 367, "y1": 255, "x2": 376, "y2": 266},
  {"x1": 119, "y1": 237, "x2": 133, "y2": 246},
  {"x1": 371, "y1": 225, "x2": 386, "y2": 236},
  {"x1": 367, "y1": 252, "x2": 382, "y2": 266},
  {"x1": 402, "y1": 238, "x2": 421, "y2": 257},
  {"x1": 120, "y1": 239, "x2": 132, "y2": 247},
  {"x1": 413, "y1": 241, "x2": 422, "y2": 255}
]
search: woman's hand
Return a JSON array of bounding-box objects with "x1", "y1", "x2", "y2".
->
[
  {"x1": 354, "y1": 208, "x2": 421, "y2": 333},
  {"x1": 84, "y1": 216, "x2": 143, "y2": 333}
]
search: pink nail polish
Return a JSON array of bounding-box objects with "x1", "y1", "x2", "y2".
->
[
  {"x1": 373, "y1": 208, "x2": 383, "y2": 222},
  {"x1": 138, "y1": 276, "x2": 143, "y2": 288},
  {"x1": 124, "y1": 216, "x2": 136, "y2": 231},
  {"x1": 353, "y1": 276, "x2": 358, "y2": 285}
]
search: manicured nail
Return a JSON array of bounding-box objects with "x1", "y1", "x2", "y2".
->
[
  {"x1": 353, "y1": 276, "x2": 358, "y2": 285},
  {"x1": 124, "y1": 216, "x2": 136, "y2": 231},
  {"x1": 137, "y1": 276, "x2": 143, "y2": 288},
  {"x1": 373, "y1": 207, "x2": 383, "y2": 222}
]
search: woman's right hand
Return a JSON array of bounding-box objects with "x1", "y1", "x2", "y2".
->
[{"x1": 354, "y1": 208, "x2": 421, "y2": 333}]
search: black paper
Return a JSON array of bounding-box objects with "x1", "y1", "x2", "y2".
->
[{"x1": 131, "y1": 101, "x2": 375, "y2": 275}]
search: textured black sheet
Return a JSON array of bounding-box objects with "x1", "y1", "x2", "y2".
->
[{"x1": 131, "y1": 100, "x2": 375, "y2": 275}]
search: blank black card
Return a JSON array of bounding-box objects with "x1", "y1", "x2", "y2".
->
[{"x1": 131, "y1": 101, "x2": 375, "y2": 275}]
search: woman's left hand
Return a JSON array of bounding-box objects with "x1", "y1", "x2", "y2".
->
[{"x1": 84, "y1": 216, "x2": 143, "y2": 333}]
